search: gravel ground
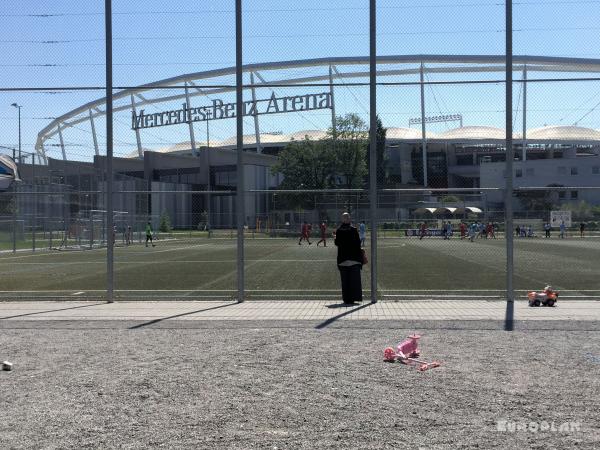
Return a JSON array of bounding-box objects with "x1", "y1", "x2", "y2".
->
[{"x1": 1, "y1": 320, "x2": 599, "y2": 449}]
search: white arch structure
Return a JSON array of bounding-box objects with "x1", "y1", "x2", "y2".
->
[{"x1": 35, "y1": 54, "x2": 600, "y2": 161}]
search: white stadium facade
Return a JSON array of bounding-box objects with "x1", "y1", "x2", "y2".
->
[{"x1": 21, "y1": 55, "x2": 600, "y2": 228}]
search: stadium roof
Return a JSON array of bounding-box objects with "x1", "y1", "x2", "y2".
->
[
  {"x1": 131, "y1": 123, "x2": 600, "y2": 157},
  {"x1": 526, "y1": 125, "x2": 600, "y2": 142},
  {"x1": 387, "y1": 127, "x2": 431, "y2": 140},
  {"x1": 36, "y1": 54, "x2": 600, "y2": 160},
  {"x1": 435, "y1": 126, "x2": 506, "y2": 142}
]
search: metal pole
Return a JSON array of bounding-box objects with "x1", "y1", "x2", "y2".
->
[
  {"x1": 328, "y1": 65, "x2": 337, "y2": 137},
  {"x1": 419, "y1": 63, "x2": 428, "y2": 187},
  {"x1": 206, "y1": 120, "x2": 210, "y2": 148},
  {"x1": 504, "y1": 0, "x2": 514, "y2": 330},
  {"x1": 522, "y1": 65, "x2": 527, "y2": 161},
  {"x1": 184, "y1": 82, "x2": 198, "y2": 156},
  {"x1": 32, "y1": 154, "x2": 36, "y2": 251},
  {"x1": 106, "y1": 0, "x2": 114, "y2": 303},
  {"x1": 236, "y1": 0, "x2": 245, "y2": 303},
  {"x1": 17, "y1": 106, "x2": 21, "y2": 164},
  {"x1": 57, "y1": 126, "x2": 67, "y2": 161},
  {"x1": 89, "y1": 109, "x2": 100, "y2": 156},
  {"x1": 369, "y1": 0, "x2": 378, "y2": 303},
  {"x1": 12, "y1": 182, "x2": 17, "y2": 253},
  {"x1": 40, "y1": 143, "x2": 48, "y2": 165},
  {"x1": 250, "y1": 72, "x2": 262, "y2": 154},
  {"x1": 130, "y1": 95, "x2": 143, "y2": 158}
]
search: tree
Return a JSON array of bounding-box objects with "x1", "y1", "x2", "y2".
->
[
  {"x1": 559, "y1": 200, "x2": 594, "y2": 221},
  {"x1": 366, "y1": 115, "x2": 388, "y2": 186},
  {"x1": 515, "y1": 183, "x2": 560, "y2": 213},
  {"x1": 272, "y1": 137, "x2": 335, "y2": 191},
  {"x1": 271, "y1": 113, "x2": 369, "y2": 209},
  {"x1": 271, "y1": 137, "x2": 335, "y2": 209},
  {"x1": 159, "y1": 211, "x2": 172, "y2": 233},
  {"x1": 327, "y1": 113, "x2": 368, "y2": 188}
]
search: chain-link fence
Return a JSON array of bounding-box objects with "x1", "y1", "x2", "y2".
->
[{"x1": 1, "y1": 1, "x2": 599, "y2": 308}]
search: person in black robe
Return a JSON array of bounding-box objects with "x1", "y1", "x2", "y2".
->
[{"x1": 334, "y1": 212, "x2": 363, "y2": 304}]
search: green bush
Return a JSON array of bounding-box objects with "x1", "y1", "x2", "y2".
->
[
  {"x1": 159, "y1": 211, "x2": 172, "y2": 233},
  {"x1": 440, "y1": 195, "x2": 460, "y2": 203}
]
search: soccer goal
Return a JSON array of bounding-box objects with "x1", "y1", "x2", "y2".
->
[{"x1": 56, "y1": 209, "x2": 129, "y2": 250}]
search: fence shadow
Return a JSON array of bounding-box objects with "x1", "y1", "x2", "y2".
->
[
  {"x1": 128, "y1": 302, "x2": 238, "y2": 329},
  {"x1": 0, "y1": 302, "x2": 107, "y2": 320},
  {"x1": 315, "y1": 302, "x2": 373, "y2": 329}
]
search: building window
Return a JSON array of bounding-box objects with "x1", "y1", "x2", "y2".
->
[
  {"x1": 515, "y1": 169, "x2": 522, "y2": 177},
  {"x1": 526, "y1": 168, "x2": 534, "y2": 176},
  {"x1": 593, "y1": 166, "x2": 599, "y2": 174},
  {"x1": 558, "y1": 166, "x2": 566, "y2": 175},
  {"x1": 571, "y1": 167, "x2": 578, "y2": 175},
  {"x1": 558, "y1": 191, "x2": 566, "y2": 199},
  {"x1": 571, "y1": 191, "x2": 578, "y2": 199}
]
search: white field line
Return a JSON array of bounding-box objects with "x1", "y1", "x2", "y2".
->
[
  {"x1": 8, "y1": 259, "x2": 336, "y2": 265},
  {"x1": 1, "y1": 288, "x2": 599, "y2": 293},
  {"x1": 124, "y1": 243, "x2": 213, "y2": 254}
]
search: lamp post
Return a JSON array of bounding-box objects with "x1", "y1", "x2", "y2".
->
[{"x1": 11, "y1": 103, "x2": 21, "y2": 164}]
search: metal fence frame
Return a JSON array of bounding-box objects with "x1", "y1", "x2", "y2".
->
[{"x1": 1, "y1": 0, "x2": 529, "y2": 328}]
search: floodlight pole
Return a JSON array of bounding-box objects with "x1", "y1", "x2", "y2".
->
[
  {"x1": 369, "y1": 0, "x2": 377, "y2": 303},
  {"x1": 9, "y1": 104, "x2": 20, "y2": 253},
  {"x1": 328, "y1": 65, "x2": 337, "y2": 136},
  {"x1": 12, "y1": 182, "x2": 17, "y2": 253},
  {"x1": 522, "y1": 65, "x2": 527, "y2": 161},
  {"x1": 420, "y1": 63, "x2": 428, "y2": 187},
  {"x1": 236, "y1": 0, "x2": 245, "y2": 303},
  {"x1": 32, "y1": 153, "x2": 36, "y2": 251},
  {"x1": 17, "y1": 106, "x2": 21, "y2": 164},
  {"x1": 504, "y1": 0, "x2": 514, "y2": 330},
  {"x1": 105, "y1": 0, "x2": 115, "y2": 303}
]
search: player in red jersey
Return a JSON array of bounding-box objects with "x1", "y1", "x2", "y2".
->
[
  {"x1": 298, "y1": 221, "x2": 312, "y2": 245},
  {"x1": 317, "y1": 221, "x2": 328, "y2": 247}
]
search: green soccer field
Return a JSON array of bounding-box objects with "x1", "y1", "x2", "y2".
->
[{"x1": 1, "y1": 234, "x2": 599, "y2": 300}]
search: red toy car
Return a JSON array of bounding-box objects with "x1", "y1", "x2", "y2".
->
[{"x1": 527, "y1": 285, "x2": 558, "y2": 307}]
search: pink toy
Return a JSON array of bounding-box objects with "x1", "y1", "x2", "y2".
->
[
  {"x1": 383, "y1": 334, "x2": 441, "y2": 371},
  {"x1": 396, "y1": 333, "x2": 421, "y2": 358}
]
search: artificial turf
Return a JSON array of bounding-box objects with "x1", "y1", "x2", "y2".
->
[{"x1": 1, "y1": 234, "x2": 599, "y2": 300}]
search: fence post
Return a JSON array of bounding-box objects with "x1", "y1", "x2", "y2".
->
[
  {"x1": 105, "y1": 0, "x2": 114, "y2": 303},
  {"x1": 504, "y1": 0, "x2": 514, "y2": 330},
  {"x1": 236, "y1": 0, "x2": 245, "y2": 303},
  {"x1": 32, "y1": 155, "x2": 36, "y2": 252},
  {"x1": 12, "y1": 183, "x2": 17, "y2": 253},
  {"x1": 369, "y1": 0, "x2": 378, "y2": 303}
]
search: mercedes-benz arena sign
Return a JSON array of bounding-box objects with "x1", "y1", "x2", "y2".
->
[{"x1": 132, "y1": 92, "x2": 332, "y2": 130}]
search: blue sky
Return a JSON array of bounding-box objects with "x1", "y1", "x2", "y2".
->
[{"x1": 1, "y1": 0, "x2": 600, "y2": 161}]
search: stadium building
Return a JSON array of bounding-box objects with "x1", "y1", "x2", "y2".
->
[{"x1": 18, "y1": 55, "x2": 600, "y2": 228}]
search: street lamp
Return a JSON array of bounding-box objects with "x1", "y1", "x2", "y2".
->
[{"x1": 11, "y1": 103, "x2": 21, "y2": 164}]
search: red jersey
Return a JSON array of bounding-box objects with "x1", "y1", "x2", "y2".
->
[{"x1": 319, "y1": 223, "x2": 327, "y2": 237}]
